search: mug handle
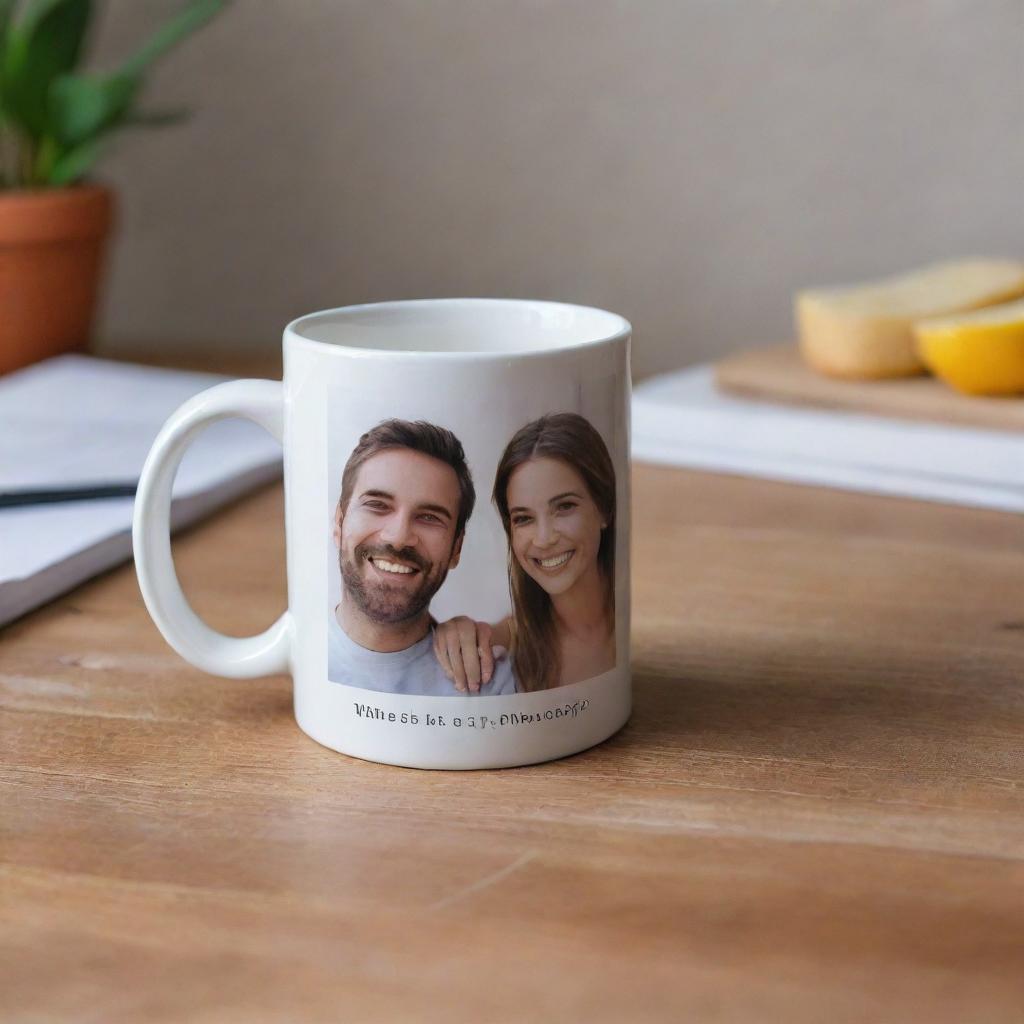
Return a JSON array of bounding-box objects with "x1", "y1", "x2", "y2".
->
[{"x1": 132, "y1": 379, "x2": 292, "y2": 678}]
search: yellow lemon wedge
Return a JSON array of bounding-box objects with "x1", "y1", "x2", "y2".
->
[{"x1": 914, "y1": 297, "x2": 1024, "y2": 396}]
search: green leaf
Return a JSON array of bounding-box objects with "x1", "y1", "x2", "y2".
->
[
  {"x1": 0, "y1": 0, "x2": 18, "y2": 57},
  {"x1": 119, "y1": 0, "x2": 226, "y2": 79},
  {"x1": 46, "y1": 133, "x2": 99, "y2": 184},
  {"x1": 0, "y1": 0, "x2": 17, "y2": 130},
  {"x1": 48, "y1": 70, "x2": 138, "y2": 146},
  {"x1": 2, "y1": 0, "x2": 92, "y2": 138}
]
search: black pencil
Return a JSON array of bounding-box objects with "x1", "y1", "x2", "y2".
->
[{"x1": 0, "y1": 483, "x2": 138, "y2": 509}]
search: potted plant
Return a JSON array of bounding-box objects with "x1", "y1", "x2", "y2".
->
[{"x1": 0, "y1": 0, "x2": 225, "y2": 374}]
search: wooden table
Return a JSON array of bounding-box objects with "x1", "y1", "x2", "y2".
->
[{"x1": 3, "y1": 466, "x2": 1024, "y2": 1022}]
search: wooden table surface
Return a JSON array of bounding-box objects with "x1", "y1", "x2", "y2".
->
[{"x1": 3, "y1": 465, "x2": 1024, "y2": 1023}]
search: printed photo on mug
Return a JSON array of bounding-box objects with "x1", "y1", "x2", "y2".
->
[{"x1": 327, "y1": 400, "x2": 622, "y2": 699}]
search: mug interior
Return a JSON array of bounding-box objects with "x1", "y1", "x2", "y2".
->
[{"x1": 287, "y1": 298, "x2": 629, "y2": 356}]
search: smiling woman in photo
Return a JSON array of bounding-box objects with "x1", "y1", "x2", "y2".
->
[{"x1": 436, "y1": 413, "x2": 616, "y2": 692}]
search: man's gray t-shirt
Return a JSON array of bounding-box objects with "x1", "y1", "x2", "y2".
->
[{"x1": 328, "y1": 616, "x2": 518, "y2": 697}]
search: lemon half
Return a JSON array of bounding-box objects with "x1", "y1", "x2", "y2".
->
[{"x1": 914, "y1": 297, "x2": 1024, "y2": 396}]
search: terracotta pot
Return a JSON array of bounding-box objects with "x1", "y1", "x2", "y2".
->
[{"x1": 0, "y1": 184, "x2": 114, "y2": 375}]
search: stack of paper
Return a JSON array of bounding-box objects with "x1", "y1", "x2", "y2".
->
[
  {"x1": 0, "y1": 356, "x2": 283, "y2": 626},
  {"x1": 632, "y1": 366, "x2": 1024, "y2": 513}
]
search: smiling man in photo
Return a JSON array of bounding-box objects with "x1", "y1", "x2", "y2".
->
[{"x1": 330, "y1": 419, "x2": 517, "y2": 696}]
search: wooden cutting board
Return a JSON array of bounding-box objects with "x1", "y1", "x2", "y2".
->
[{"x1": 715, "y1": 344, "x2": 1024, "y2": 432}]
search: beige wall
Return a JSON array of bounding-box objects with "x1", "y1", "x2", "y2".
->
[{"x1": 93, "y1": 0, "x2": 1024, "y2": 380}]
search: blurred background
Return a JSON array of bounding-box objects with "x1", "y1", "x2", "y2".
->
[{"x1": 90, "y1": 0, "x2": 1024, "y2": 381}]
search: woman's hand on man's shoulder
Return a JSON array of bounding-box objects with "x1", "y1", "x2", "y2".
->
[{"x1": 433, "y1": 616, "x2": 494, "y2": 693}]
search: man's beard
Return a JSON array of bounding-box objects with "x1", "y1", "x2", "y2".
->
[{"x1": 340, "y1": 541, "x2": 450, "y2": 625}]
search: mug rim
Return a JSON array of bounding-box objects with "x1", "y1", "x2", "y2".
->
[{"x1": 284, "y1": 297, "x2": 631, "y2": 360}]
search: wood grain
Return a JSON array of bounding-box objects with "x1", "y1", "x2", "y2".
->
[
  {"x1": 715, "y1": 344, "x2": 1024, "y2": 430},
  {"x1": 3, "y1": 467, "x2": 1024, "y2": 1023}
]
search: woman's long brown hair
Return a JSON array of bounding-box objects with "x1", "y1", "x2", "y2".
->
[{"x1": 493, "y1": 413, "x2": 616, "y2": 692}]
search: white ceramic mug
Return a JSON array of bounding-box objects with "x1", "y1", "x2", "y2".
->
[{"x1": 133, "y1": 298, "x2": 631, "y2": 769}]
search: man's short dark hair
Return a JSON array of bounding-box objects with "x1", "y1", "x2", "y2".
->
[{"x1": 339, "y1": 419, "x2": 476, "y2": 536}]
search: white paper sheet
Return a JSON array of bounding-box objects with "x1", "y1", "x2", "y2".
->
[
  {"x1": 0, "y1": 355, "x2": 283, "y2": 625},
  {"x1": 632, "y1": 366, "x2": 1024, "y2": 513}
]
